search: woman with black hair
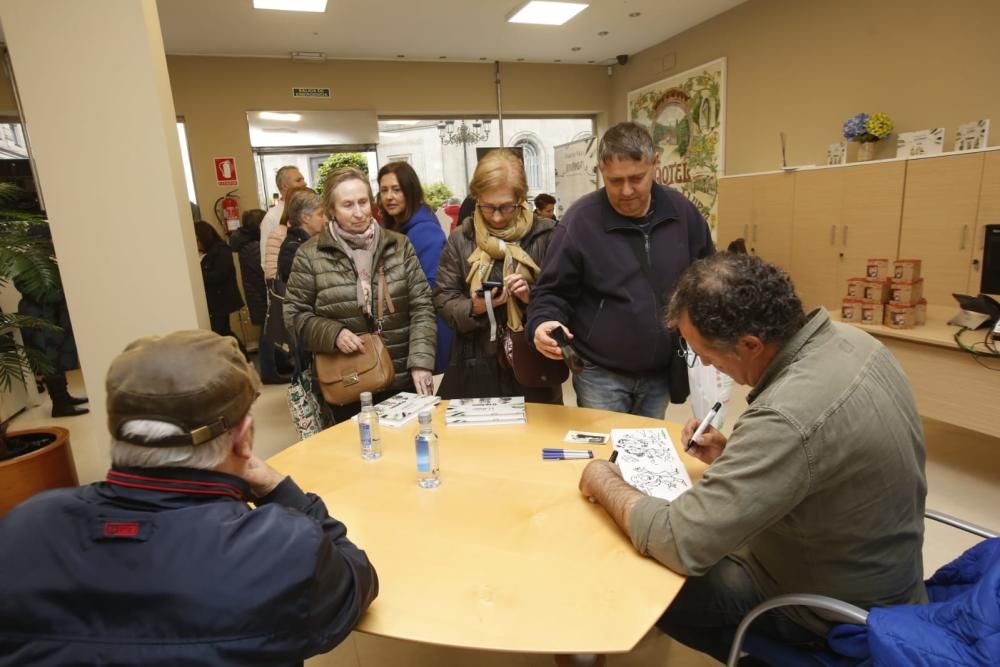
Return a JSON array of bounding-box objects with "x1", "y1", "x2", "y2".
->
[{"x1": 194, "y1": 220, "x2": 245, "y2": 352}]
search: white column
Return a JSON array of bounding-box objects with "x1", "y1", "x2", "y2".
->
[{"x1": 0, "y1": 0, "x2": 209, "y2": 482}]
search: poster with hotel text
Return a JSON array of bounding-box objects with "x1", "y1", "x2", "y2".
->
[{"x1": 627, "y1": 58, "x2": 726, "y2": 231}]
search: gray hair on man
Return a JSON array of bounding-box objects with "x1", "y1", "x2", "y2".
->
[
  {"x1": 111, "y1": 420, "x2": 233, "y2": 470},
  {"x1": 597, "y1": 121, "x2": 657, "y2": 164},
  {"x1": 275, "y1": 165, "x2": 299, "y2": 190}
]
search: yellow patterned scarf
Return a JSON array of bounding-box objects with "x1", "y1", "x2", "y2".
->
[{"x1": 466, "y1": 202, "x2": 540, "y2": 332}]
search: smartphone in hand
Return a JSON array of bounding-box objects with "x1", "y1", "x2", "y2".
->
[
  {"x1": 475, "y1": 280, "x2": 504, "y2": 295},
  {"x1": 549, "y1": 326, "x2": 584, "y2": 374}
]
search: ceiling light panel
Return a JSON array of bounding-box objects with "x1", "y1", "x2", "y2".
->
[
  {"x1": 508, "y1": 2, "x2": 588, "y2": 26},
  {"x1": 253, "y1": 0, "x2": 328, "y2": 13},
  {"x1": 259, "y1": 112, "x2": 302, "y2": 122}
]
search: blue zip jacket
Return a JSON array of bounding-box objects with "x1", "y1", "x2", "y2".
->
[
  {"x1": 401, "y1": 204, "x2": 453, "y2": 373},
  {"x1": 826, "y1": 537, "x2": 1000, "y2": 665},
  {"x1": 0, "y1": 467, "x2": 378, "y2": 666},
  {"x1": 527, "y1": 183, "x2": 714, "y2": 374}
]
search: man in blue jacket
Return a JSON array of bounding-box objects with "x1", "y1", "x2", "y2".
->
[
  {"x1": 528, "y1": 122, "x2": 714, "y2": 418},
  {"x1": 0, "y1": 330, "x2": 378, "y2": 666}
]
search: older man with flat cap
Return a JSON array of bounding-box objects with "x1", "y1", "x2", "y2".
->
[{"x1": 0, "y1": 330, "x2": 378, "y2": 666}]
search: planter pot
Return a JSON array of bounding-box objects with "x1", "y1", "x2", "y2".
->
[
  {"x1": 0, "y1": 427, "x2": 77, "y2": 517},
  {"x1": 856, "y1": 141, "x2": 876, "y2": 162}
]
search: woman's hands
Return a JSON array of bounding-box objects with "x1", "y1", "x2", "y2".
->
[
  {"x1": 504, "y1": 274, "x2": 531, "y2": 304},
  {"x1": 411, "y1": 368, "x2": 434, "y2": 396},
  {"x1": 470, "y1": 285, "x2": 508, "y2": 315},
  {"x1": 335, "y1": 328, "x2": 366, "y2": 354}
]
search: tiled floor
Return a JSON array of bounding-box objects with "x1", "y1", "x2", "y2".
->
[{"x1": 8, "y1": 369, "x2": 998, "y2": 666}]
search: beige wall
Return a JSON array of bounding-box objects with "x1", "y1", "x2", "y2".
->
[
  {"x1": 167, "y1": 56, "x2": 611, "y2": 220},
  {"x1": 611, "y1": 0, "x2": 1000, "y2": 175},
  {"x1": 0, "y1": 0, "x2": 206, "y2": 483}
]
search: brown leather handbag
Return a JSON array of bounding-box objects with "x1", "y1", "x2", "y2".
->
[
  {"x1": 498, "y1": 325, "x2": 569, "y2": 388},
  {"x1": 314, "y1": 269, "x2": 396, "y2": 406}
]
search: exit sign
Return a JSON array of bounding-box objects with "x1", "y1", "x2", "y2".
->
[{"x1": 292, "y1": 87, "x2": 331, "y2": 98}]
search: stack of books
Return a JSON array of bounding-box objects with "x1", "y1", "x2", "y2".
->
[
  {"x1": 350, "y1": 391, "x2": 441, "y2": 428},
  {"x1": 444, "y1": 397, "x2": 527, "y2": 427}
]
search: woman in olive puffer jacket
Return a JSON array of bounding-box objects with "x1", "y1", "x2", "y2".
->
[{"x1": 283, "y1": 167, "x2": 437, "y2": 423}]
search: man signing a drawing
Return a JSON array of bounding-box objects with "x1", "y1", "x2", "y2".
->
[{"x1": 578, "y1": 253, "x2": 927, "y2": 662}]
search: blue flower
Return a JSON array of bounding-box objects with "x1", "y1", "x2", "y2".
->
[{"x1": 842, "y1": 113, "x2": 869, "y2": 141}]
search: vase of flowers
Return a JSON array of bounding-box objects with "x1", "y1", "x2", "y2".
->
[{"x1": 842, "y1": 112, "x2": 894, "y2": 162}]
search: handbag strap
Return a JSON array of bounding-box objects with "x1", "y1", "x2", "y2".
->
[{"x1": 375, "y1": 267, "x2": 395, "y2": 333}]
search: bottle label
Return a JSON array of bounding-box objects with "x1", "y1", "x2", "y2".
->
[
  {"x1": 360, "y1": 423, "x2": 372, "y2": 453},
  {"x1": 416, "y1": 435, "x2": 430, "y2": 473}
]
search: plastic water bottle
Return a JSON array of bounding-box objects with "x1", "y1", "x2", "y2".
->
[
  {"x1": 414, "y1": 409, "x2": 440, "y2": 488},
  {"x1": 358, "y1": 392, "x2": 382, "y2": 461}
]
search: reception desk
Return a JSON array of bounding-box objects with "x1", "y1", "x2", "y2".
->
[{"x1": 834, "y1": 305, "x2": 999, "y2": 438}]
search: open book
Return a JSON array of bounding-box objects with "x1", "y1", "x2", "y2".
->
[
  {"x1": 350, "y1": 392, "x2": 441, "y2": 428},
  {"x1": 611, "y1": 428, "x2": 692, "y2": 501}
]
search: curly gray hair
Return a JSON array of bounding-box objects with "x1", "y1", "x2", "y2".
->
[{"x1": 666, "y1": 253, "x2": 806, "y2": 349}]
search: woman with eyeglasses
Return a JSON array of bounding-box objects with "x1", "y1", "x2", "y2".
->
[{"x1": 434, "y1": 148, "x2": 561, "y2": 403}]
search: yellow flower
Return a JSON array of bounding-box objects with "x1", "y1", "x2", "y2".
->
[{"x1": 866, "y1": 112, "x2": 894, "y2": 139}]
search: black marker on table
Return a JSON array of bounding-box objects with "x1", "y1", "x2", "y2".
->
[{"x1": 609, "y1": 449, "x2": 618, "y2": 463}]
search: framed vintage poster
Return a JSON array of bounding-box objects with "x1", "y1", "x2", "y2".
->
[{"x1": 627, "y1": 58, "x2": 726, "y2": 230}]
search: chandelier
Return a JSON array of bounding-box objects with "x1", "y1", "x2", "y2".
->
[{"x1": 437, "y1": 119, "x2": 491, "y2": 145}]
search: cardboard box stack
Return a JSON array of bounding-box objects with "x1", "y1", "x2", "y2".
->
[{"x1": 842, "y1": 258, "x2": 927, "y2": 328}]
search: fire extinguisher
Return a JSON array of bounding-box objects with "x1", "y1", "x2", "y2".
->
[{"x1": 214, "y1": 189, "x2": 240, "y2": 234}]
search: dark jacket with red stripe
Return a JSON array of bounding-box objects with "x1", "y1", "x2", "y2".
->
[{"x1": 0, "y1": 467, "x2": 378, "y2": 666}]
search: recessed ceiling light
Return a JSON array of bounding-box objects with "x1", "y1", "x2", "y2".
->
[
  {"x1": 439, "y1": 55, "x2": 447, "y2": 59},
  {"x1": 628, "y1": 12, "x2": 641, "y2": 18},
  {"x1": 517, "y1": 58, "x2": 525, "y2": 62},
  {"x1": 587, "y1": 60, "x2": 595, "y2": 63},
  {"x1": 253, "y1": 0, "x2": 327, "y2": 12},
  {"x1": 396, "y1": 54, "x2": 405, "y2": 58},
  {"x1": 597, "y1": 30, "x2": 609, "y2": 36},
  {"x1": 260, "y1": 112, "x2": 302, "y2": 122},
  {"x1": 554, "y1": 59, "x2": 562, "y2": 62},
  {"x1": 507, "y1": 1, "x2": 588, "y2": 26},
  {"x1": 571, "y1": 47, "x2": 581, "y2": 51}
]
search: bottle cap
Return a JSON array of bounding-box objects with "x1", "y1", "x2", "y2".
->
[
  {"x1": 418, "y1": 409, "x2": 433, "y2": 425},
  {"x1": 360, "y1": 391, "x2": 373, "y2": 406}
]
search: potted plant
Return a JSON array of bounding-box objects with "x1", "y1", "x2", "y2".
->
[
  {"x1": 842, "y1": 112, "x2": 894, "y2": 162},
  {"x1": 0, "y1": 183, "x2": 78, "y2": 516}
]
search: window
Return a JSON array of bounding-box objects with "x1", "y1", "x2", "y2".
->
[{"x1": 517, "y1": 140, "x2": 541, "y2": 191}]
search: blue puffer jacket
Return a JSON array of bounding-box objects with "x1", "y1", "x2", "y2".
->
[
  {"x1": 0, "y1": 467, "x2": 378, "y2": 667},
  {"x1": 828, "y1": 537, "x2": 1000, "y2": 665},
  {"x1": 401, "y1": 204, "x2": 453, "y2": 373}
]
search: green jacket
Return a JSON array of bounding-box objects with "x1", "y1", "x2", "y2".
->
[
  {"x1": 629, "y1": 309, "x2": 927, "y2": 636},
  {"x1": 283, "y1": 225, "x2": 437, "y2": 391}
]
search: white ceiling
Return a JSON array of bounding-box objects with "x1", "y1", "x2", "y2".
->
[{"x1": 155, "y1": 0, "x2": 746, "y2": 65}]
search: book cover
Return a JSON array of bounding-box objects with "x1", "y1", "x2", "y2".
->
[
  {"x1": 445, "y1": 396, "x2": 527, "y2": 426},
  {"x1": 351, "y1": 391, "x2": 441, "y2": 428},
  {"x1": 954, "y1": 119, "x2": 990, "y2": 151},
  {"x1": 896, "y1": 128, "x2": 944, "y2": 158},
  {"x1": 826, "y1": 141, "x2": 847, "y2": 165},
  {"x1": 611, "y1": 428, "x2": 692, "y2": 502}
]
